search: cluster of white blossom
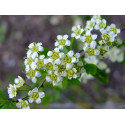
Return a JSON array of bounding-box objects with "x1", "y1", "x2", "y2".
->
[
  {"x1": 8, "y1": 75, "x2": 45, "y2": 109},
  {"x1": 71, "y1": 15, "x2": 123, "y2": 83},
  {"x1": 7, "y1": 15, "x2": 124, "y2": 109}
]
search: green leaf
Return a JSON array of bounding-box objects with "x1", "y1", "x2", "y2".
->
[
  {"x1": 70, "y1": 37, "x2": 75, "y2": 50},
  {"x1": 62, "y1": 77, "x2": 68, "y2": 88},
  {"x1": 84, "y1": 64, "x2": 97, "y2": 75},
  {"x1": 62, "y1": 46, "x2": 68, "y2": 54},
  {"x1": 121, "y1": 52, "x2": 125, "y2": 64},
  {"x1": 94, "y1": 68, "x2": 109, "y2": 84},
  {"x1": 0, "y1": 90, "x2": 6, "y2": 100},
  {"x1": 68, "y1": 78, "x2": 81, "y2": 86},
  {"x1": 38, "y1": 47, "x2": 50, "y2": 57},
  {"x1": 42, "y1": 94, "x2": 52, "y2": 106}
]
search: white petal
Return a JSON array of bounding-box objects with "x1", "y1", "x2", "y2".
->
[
  {"x1": 72, "y1": 57, "x2": 76, "y2": 63},
  {"x1": 38, "y1": 46, "x2": 43, "y2": 51},
  {"x1": 39, "y1": 92, "x2": 45, "y2": 98},
  {"x1": 36, "y1": 98, "x2": 41, "y2": 104},
  {"x1": 65, "y1": 40, "x2": 71, "y2": 46},
  {"x1": 35, "y1": 71, "x2": 41, "y2": 77},
  {"x1": 63, "y1": 35, "x2": 68, "y2": 40},
  {"x1": 54, "y1": 41, "x2": 59, "y2": 46},
  {"x1": 32, "y1": 77, "x2": 37, "y2": 83},
  {"x1": 57, "y1": 35, "x2": 62, "y2": 40},
  {"x1": 46, "y1": 76, "x2": 51, "y2": 82},
  {"x1": 71, "y1": 33, "x2": 76, "y2": 37},
  {"x1": 68, "y1": 51, "x2": 74, "y2": 57},
  {"x1": 92, "y1": 34, "x2": 97, "y2": 40},
  {"x1": 95, "y1": 49, "x2": 100, "y2": 55},
  {"x1": 29, "y1": 98, "x2": 34, "y2": 103},
  {"x1": 47, "y1": 51, "x2": 53, "y2": 56}
]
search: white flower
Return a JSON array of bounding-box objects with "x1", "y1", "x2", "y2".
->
[
  {"x1": 71, "y1": 25, "x2": 84, "y2": 39},
  {"x1": 85, "y1": 20, "x2": 95, "y2": 31},
  {"x1": 28, "y1": 87, "x2": 45, "y2": 104},
  {"x1": 66, "y1": 68, "x2": 77, "y2": 79},
  {"x1": 80, "y1": 30, "x2": 97, "y2": 44},
  {"x1": 16, "y1": 99, "x2": 30, "y2": 109},
  {"x1": 8, "y1": 84, "x2": 17, "y2": 98},
  {"x1": 91, "y1": 15, "x2": 101, "y2": 23},
  {"x1": 79, "y1": 73, "x2": 94, "y2": 84},
  {"x1": 28, "y1": 42, "x2": 43, "y2": 53},
  {"x1": 95, "y1": 19, "x2": 106, "y2": 31},
  {"x1": 14, "y1": 76, "x2": 25, "y2": 88},
  {"x1": 106, "y1": 24, "x2": 120, "y2": 36},
  {"x1": 46, "y1": 71, "x2": 62, "y2": 86},
  {"x1": 54, "y1": 35, "x2": 70, "y2": 50},
  {"x1": 26, "y1": 68, "x2": 41, "y2": 83},
  {"x1": 101, "y1": 30, "x2": 115, "y2": 42}
]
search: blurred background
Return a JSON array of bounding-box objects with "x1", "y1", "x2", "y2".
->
[{"x1": 0, "y1": 15, "x2": 125, "y2": 109}]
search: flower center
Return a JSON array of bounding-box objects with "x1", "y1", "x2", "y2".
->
[
  {"x1": 75, "y1": 28, "x2": 81, "y2": 36},
  {"x1": 64, "y1": 56, "x2": 72, "y2": 63},
  {"x1": 27, "y1": 58, "x2": 33, "y2": 65},
  {"x1": 100, "y1": 48, "x2": 106, "y2": 56},
  {"x1": 67, "y1": 69, "x2": 75, "y2": 77},
  {"x1": 103, "y1": 34, "x2": 110, "y2": 41},
  {"x1": 50, "y1": 73, "x2": 57, "y2": 81},
  {"x1": 46, "y1": 62, "x2": 53, "y2": 70},
  {"x1": 58, "y1": 65, "x2": 66, "y2": 73},
  {"x1": 75, "y1": 66, "x2": 81, "y2": 72},
  {"x1": 37, "y1": 59, "x2": 44, "y2": 68},
  {"x1": 32, "y1": 46, "x2": 39, "y2": 52},
  {"x1": 59, "y1": 39, "x2": 66, "y2": 45},
  {"x1": 11, "y1": 87, "x2": 16, "y2": 94},
  {"x1": 99, "y1": 22, "x2": 105, "y2": 29},
  {"x1": 21, "y1": 101, "x2": 28, "y2": 107},
  {"x1": 27, "y1": 69, "x2": 35, "y2": 77},
  {"x1": 87, "y1": 48, "x2": 95, "y2": 56},
  {"x1": 31, "y1": 92, "x2": 39, "y2": 100},
  {"x1": 86, "y1": 35, "x2": 93, "y2": 43},
  {"x1": 110, "y1": 28, "x2": 117, "y2": 34},
  {"x1": 52, "y1": 52, "x2": 59, "y2": 60}
]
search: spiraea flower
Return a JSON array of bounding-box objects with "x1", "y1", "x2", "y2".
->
[
  {"x1": 106, "y1": 24, "x2": 120, "y2": 36},
  {"x1": 71, "y1": 24, "x2": 84, "y2": 39},
  {"x1": 28, "y1": 42, "x2": 44, "y2": 59},
  {"x1": 46, "y1": 71, "x2": 63, "y2": 86},
  {"x1": 16, "y1": 99, "x2": 30, "y2": 109},
  {"x1": 30, "y1": 55, "x2": 45, "y2": 70},
  {"x1": 28, "y1": 87, "x2": 45, "y2": 104},
  {"x1": 91, "y1": 15, "x2": 101, "y2": 23},
  {"x1": 101, "y1": 30, "x2": 115, "y2": 43},
  {"x1": 85, "y1": 20, "x2": 95, "y2": 31},
  {"x1": 26, "y1": 68, "x2": 41, "y2": 83},
  {"x1": 95, "y1": 19, "x2": 106, "y2": 31},
  {"x1": 80, "y1": 30, "x2": 97, "y2": 44},
  {"x1": 79, "y1": 73, "x2": 94, "y2": 84},
  {"x1": 106, "y1": 47, "x2": 124, "y2": 62},
  {"x1": 47, "y1": 48, "x2": 65, "y2": 64},
  {"x1": 14, "y1": 76, "x2": 25, "y2": 88},
  {"x1": 66, "y1": 67, "x2": 77, "y2": 79},
  {"x1": 8, "y1": 84, "x2": 17, "y2": 98},
  {"x1": 55, "y1": 35, "x2": 70, "y2": 50}
]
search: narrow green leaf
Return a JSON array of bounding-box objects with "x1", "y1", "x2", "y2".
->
[{"x1": 94, "y1": 68, "x2": 109, "y2": 84}]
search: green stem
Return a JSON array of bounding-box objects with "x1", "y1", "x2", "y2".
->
[
  {"x1": 70, "y1": 37, "x2": 75, "y2": 50},
  {"x1": 24, "y1": 83, "x2": 32, "y2": 89}
]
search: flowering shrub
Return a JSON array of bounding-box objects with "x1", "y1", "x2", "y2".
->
[{"x1": 0, "y1": 15, "x2": 124, "y2": 109}]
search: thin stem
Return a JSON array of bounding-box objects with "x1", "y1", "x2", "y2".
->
[
  {"x1": 24, "y1": 83, "x2": 32, "y2": 89},
  {"x1": 70, "y1": 37, "x2": 75, "y2": 50}
]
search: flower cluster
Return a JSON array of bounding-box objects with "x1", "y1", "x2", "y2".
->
[{"x1": 7, "y1": 15, "x2": 124, "y2": 109}]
